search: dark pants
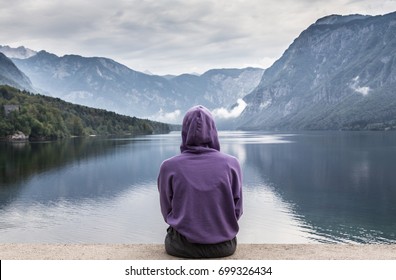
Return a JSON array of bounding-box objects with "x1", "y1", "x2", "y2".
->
[{"x1": 164, "y1": 227, "x2": 237, "y2": 259}]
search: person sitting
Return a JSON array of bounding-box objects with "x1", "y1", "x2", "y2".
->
[{"x1": 158, "y1": 105, "x2": 243, "y2": 258}]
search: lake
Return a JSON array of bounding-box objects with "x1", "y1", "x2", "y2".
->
[{"x1": 1, "y1": 131, "x2": 396, "y2": 244}]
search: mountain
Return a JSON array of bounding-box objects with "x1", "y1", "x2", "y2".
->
[
  {"x1": 12, "y1": 51, "x2": 263, "y2": 122},
  {"x1": 0, "y1": 52, "x2": 34, "y2": 91},
  {"x1": 172, "y1": 68, "x2": 263, "y2": 108},
  {"x1": 0, "y1": 45, "x2": 37, "y2": 59},
  {"x1": 13, "y1": 51, "x2": 181, "y2": 119},
  {"x1": 238, "y1": 12, "x2": 396, "y2": 130}
]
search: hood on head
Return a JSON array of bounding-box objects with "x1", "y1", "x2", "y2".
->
[{"x1": 180, "y1": 105, "x2": 220, "y2": 152}]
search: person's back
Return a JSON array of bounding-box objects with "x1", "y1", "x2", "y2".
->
[{"x1": 158, "y1": 105, "x2": 243, "y2": 258}]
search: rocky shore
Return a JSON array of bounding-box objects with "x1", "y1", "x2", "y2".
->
[{"x1": 1, "y1": 130, "x2": 29, "y2": 141}]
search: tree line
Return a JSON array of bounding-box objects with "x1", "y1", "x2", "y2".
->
[{"x1": 0, "y1": 85, "x2": 171, "y2": 140}]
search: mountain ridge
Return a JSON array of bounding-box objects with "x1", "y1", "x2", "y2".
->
[
  {"x1": 0, "y1": 45, "x2": 37, "y2": 59},
  {"x1": 11, "y1": 49, "x2": 263, "y2": 122},
  {"x1": 238, "y1": 11, "x2": 396, "y2": 130},
  {"x1": 5, "y1": 11, "x2": 395, "y2": 130}
]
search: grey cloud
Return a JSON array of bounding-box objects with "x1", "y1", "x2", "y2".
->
[{"x1": 1, "y1": 0, "x2": 395, "y2": 75}]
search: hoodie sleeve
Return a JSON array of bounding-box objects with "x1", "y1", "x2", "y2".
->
[
  {"x1": 157, "y1": 161, "x2": 173, "y2": 222},
  {"x1": 231, "y1": 158, "x2": 243, "y2": 220}
]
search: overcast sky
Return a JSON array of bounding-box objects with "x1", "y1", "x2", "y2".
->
[{"x1": 1, "y1": 0, "x2": 396, "y2": 75}]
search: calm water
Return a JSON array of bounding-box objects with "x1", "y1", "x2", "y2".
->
[{"x1": 1, "y1": 131, "x2": 396, "y2": 244}]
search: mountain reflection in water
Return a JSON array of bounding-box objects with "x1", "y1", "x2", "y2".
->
[{"x1": 1, "y1": 131, "x2": 396, "y2": 243}]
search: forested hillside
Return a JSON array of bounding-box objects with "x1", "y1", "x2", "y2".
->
[{"x1": 0, "y1": 85, "x2": 170, "y2": 140}]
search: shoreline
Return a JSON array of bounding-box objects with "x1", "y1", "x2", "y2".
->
[{"x1": 1, "y1": 244, "x2": 396, "y2": 260}]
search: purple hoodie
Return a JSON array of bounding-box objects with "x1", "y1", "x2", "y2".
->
[{"x1": 158, "y1": 105, "x2": 243, "y2": 244}]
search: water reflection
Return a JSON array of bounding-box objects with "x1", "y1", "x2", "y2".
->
[
  {"x1": 220, "y1": 132, "x2": 315, "y2": 243},
  {"x1": 0, "y1": 135, "x2": 179, "y2": 243},
  {"x1": 235, "y1": 131, "x2": 396, "y2": 244},
  {"x1": 0, "y1": 136, "x2": 177, "y2": 207},
  {"x1": 1, "y1": 131, "x2": 396, "y2": 243},
  {"x1": 0, "y1": 183, "x2": 164, "y2": 243}
]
